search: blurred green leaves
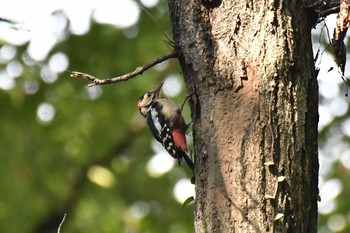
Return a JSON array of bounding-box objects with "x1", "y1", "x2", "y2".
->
[{"x1": 0, "y1": 2, "x2": 194, "y2": 233}]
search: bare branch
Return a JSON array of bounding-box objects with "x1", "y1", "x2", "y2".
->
[
  {"x1": 70, "y1": 50, "x2": 178, "y2": 87},
  {"x1": 320, "y1": 6, "x2": 341, "y2": 17},
  {"x1": 332, "y1": 0, "x2": 350, "y2": 74},
  {"x1": 306, "y1": 0, "x2": 340, "y2": 17},
  {"x1": 57, "y1": 213, "x2": 67, "y2": 233}
]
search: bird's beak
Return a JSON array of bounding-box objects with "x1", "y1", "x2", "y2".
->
[
  {"x1": 154, "y1": 82, "x2": 164, "y2": 98},
  {"x1": 137, "y1": 99, "x2": 142, "y2": 111}
]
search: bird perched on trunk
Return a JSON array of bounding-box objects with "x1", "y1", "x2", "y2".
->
[{"x1": 137, "y1": 83, "x2": 195, "y2": 173}]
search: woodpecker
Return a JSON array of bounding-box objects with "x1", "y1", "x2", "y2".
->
[{"x1": 138, "y1": 83, "x2": 195, "y2": 173}]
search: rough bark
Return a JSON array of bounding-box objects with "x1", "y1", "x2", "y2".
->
[{"x1": 168, "y1": 0, "x2": 319, "y2": 232}]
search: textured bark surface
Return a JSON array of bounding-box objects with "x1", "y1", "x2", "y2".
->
[{"x1": 168, "y1": 0, "x2": 319, "y2": 233}]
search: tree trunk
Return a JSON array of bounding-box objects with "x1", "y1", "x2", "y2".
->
[{"x1": 168, "y1": 1, "x2": 319, "y2": 232}]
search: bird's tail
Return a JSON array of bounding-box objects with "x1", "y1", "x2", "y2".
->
[{"x1": 178, "y1": 150, "x2": 195, "y2": 174}]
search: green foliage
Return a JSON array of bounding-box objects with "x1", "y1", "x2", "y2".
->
[
  {"x1": 0, "y1": 3, "x2": 194, "y2": 233},
  {"x1": 312, "y1": 20, "x2": 350, "y2": 233},
  {"x1": 317, "y1": 83, "x2": 350, "y2": 233},
  {"x1": 182, "y1": 196, "x2": 194, "y2": 208}
]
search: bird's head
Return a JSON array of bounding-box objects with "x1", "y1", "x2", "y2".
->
[{"x1": 138, "y1": 82, "x2": 163, "y2": 117}]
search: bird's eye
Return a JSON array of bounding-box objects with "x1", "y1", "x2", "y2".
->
[{"x1": 146, "y1": 93, "x2": 151, "y2": 97}]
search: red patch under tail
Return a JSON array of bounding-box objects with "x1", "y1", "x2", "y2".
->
[{"x1": 172, "y1": 130, "x2": 188, "y2": 152}]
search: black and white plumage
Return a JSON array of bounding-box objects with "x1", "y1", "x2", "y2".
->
[{"x1": 137, "y1": 83, "x2": 195, "y2": 173}]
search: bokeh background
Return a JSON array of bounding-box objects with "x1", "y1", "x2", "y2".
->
[{"x1": 0, "y1": 0, "x2": 349, "y2": 232}]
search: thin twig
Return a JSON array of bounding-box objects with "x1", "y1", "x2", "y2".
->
[
  {"x1": 57, "y1": 213, "x2": 67, "y2": 233},
  {"x1": 319, "y1": 6, "x2": 341, "y2": 17},
  {"x1": 306, "y1": 0, "x2": 340, "y2": 17},
  {"x1": 70, "y1": 50, "x2": 178, "y2": 87}
]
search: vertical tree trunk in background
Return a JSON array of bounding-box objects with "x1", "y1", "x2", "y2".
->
[{"x1": 168, "y1": 1, "x2": 319, "y2": 232}]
